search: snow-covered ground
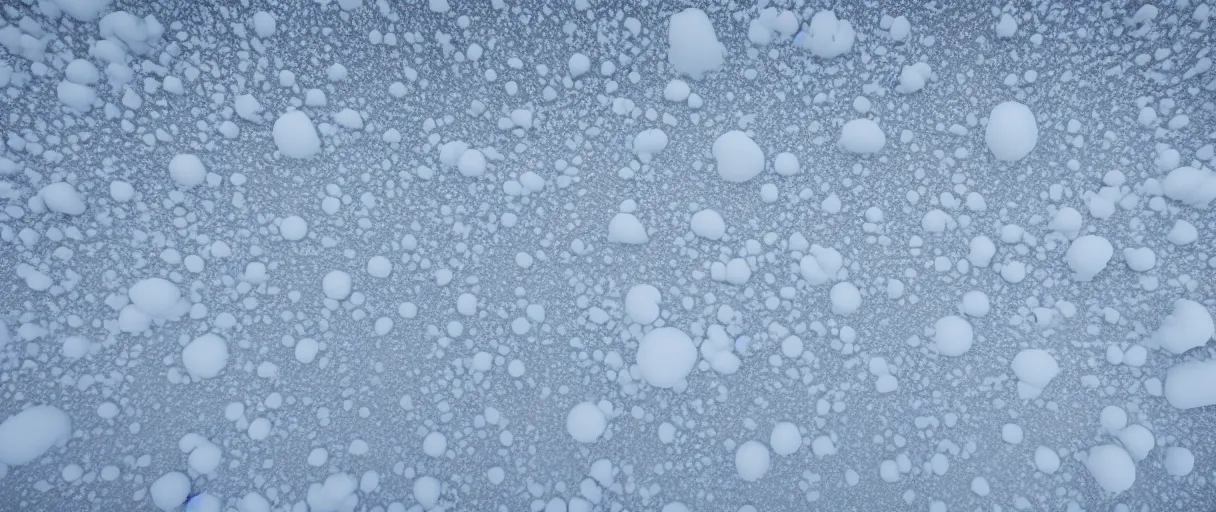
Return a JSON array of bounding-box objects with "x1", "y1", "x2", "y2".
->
[{"x1": 1, "y1": 1, "x2": 1215, "y2": 511}]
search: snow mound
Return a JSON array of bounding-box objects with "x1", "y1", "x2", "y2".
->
[
  {"x1": 624, "y1": 284, "x2": 662, "y2": 325},
  {"x1": 747, "y1": 8, "x2": 798, "y2": 45},
  {"x1": 608, "y1": 213, "x2": 648, "y2": 244},
  {"x1": 632, "y1": 128, "x2": 669, "y2": 162},
  {"x1": 897, "y1": 62, "x2": 932, "y2": 94},
  {"x1": 0, "y1": 405, "x2": 72, "y2": 465},
  {"x1": 150, "y1": 471, "x2": 191, "y2": 510},
  {"x1": 934, "y1": 316, "x2": 974, "y2": 356},
  {"x1": 52, "y1": 0, "x2": 112, "y2": 22},
  {"x1": 182, "y1": 334, "x2": 229, "y2": 379},
  {"x1": 769, "y1": 422, "x2": 801, "y2": 456},
  {"x1": 667, "y1": 8, "x2": 724, "y2": 79},
  {"x1": 1065, "y1": 235, "x2": 1113, "y2": 281},
  {"x1": 1164, "y1": 447, "x2": 1195, "y2": 476},
  {"x1": 1165, "y1": 360, "x2": 1216, "y2": 409},
  {"x1": 413, "y1": 476, "x2": 441, "y2": 509},
  {"x1": 281, "y1": 216, "x2": 308, "y2": 240},
  {"x1": 1161, "y1": 166, "x2": 1216, "y2": 209},
  {"x1": 712, "y1": 131, "x2": 765, "y2": 182},
  {"x1": 39, "y1": 182, "x2": 87, "y2": 215},
  {"x1": 636, "y1": 327, "x2": 696, "y2": 388},
  {"x1": 690, "y1": 209, "x2": 726, "y2": 240},
  {"x1": 838, "y1": 119, "x2": 886, "y2": 154},
  {"x1": 1153, "y1": 299, "x2": 1214, "y2": 354},
  {"x1": 1011, "y1": 349, "x2": 1060, "y2": 399},
  {"x1": 99, "y1": 11, "x2": 164, "y2": 55},
  {"x1": 734, "y1": 440, "x2": 771, "y2": 481},
  {"x1": 1084, "y1": 444, "x2": 1136, "y2": 494},
  {"x1": 322, "y1": 270, "x2": 353, "y2": 300},
  {"x1": 129, "y1": 277, "x2": 181, "y2": 317},
  {"x1": 457, "y1": 149, "x2": 486, "y2": 177},
  {"x1": 566, "y1": 402, "x2": 607, "y2": 443},
  {"x1": 799, "y1": 245, "x2": 843, "y2": 285},
  {"x1": 985, "y1": 101, "x2": 1038, "y2": 161},
  {"x1": 306, "y1": 473, "x2": 358, "y2": 512},
  {"x1": 796, "y1": 11, "x2": 855, "y2": 58},
  {"x1": 273, "y1": 111, "x2": 321, "y2": 159},
  {"x1": 830, "y1": 282, "x2": 861, "y2": 315},
  {"x1": 169, "y1": 153, "x2": 206, "y2": 188}
]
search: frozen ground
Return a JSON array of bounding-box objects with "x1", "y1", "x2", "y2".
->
[{"x1": 1, "y1": 0, "x2": 1215, "y2": 511}]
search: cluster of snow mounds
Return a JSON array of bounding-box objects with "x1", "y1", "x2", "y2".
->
[
  {"x1": 795, "y1": 10, "x2": 855, "y2": 58},
  {"x1": 4, "y1": 1, "x2": 1216, "y2": 510},
  {"x1": 747, "y1": 8, "x2": 798, "y2": 46},
  {"x1": 1161, "y1": 166, "x2": 1216, "y2": 209},
  {"x1": 1153, "y1": 299, "x2": 1214, "y2": 354},
  {"x1": 624, "y1": 284, "x2": 662, "y2": 324},
  {"x1": 119, "y1": 277, "x2": 186, "y2": 333}
]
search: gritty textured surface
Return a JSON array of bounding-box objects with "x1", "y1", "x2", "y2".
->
[{"x1": 1, "y1": 1, "x2": 1215, "y2": 511}]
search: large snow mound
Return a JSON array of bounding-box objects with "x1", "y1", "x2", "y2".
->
[
  {"x1": 985, "y1": 101, "x2": 1038, "y2": 161},
  {"x1": 0, "y1": 406, "x2": 72, "y2": 466},
  {"x1": 667, "y1": 8, "x2": 724, "y2": 79}
]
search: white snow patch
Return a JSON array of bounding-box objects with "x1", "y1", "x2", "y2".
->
[
  {"x1": 985, "y1": 101, "x2": 1038, "y2": 161},
  {"x1": 667, "y1": 8, "x2": 725, "y2": 79},
  {"x1": 566, "y1": 402, "x2": 607, "y2": 443},
  {"x1": 690, "y1": 209, "x2": 726, "y2": 240},
  {"x1": 1011, "y1": 349, "x2": 1059, "y2": 399},
  {"x1": 734, "y1": 440, "x2": 771, "y2": 481},
  {"x1": 636, "y1": 327, "x2": 696, "y2": 389},
  {"x1": 1161, "y1": 166, "x2": 1216, "y2": 209},
  {"x1": 712, "y1": 131, "x2": 765, "y2": 182},
  {"x1": 933, "y1": 316, "x2": 974, "y2": 356},
  {"x1": 0, "y1": 406, "x2": 72, "y2": 466},
  {"x1": 632, "y1": 129, "x2": 668, "y2": 162},
  {"x1": 182, "y1": 334, "x2": 229, "y2": 379},
  {"x1": 1165, "y1": 360, "x2": 1216, "y2": 409},
  {"x1": 1153, "y1": 299, "x2": 1214, "y2": 354},
  {"x1": 322, "y1": 270, "x2": 352, "y2": 300},
  {"x1": 38, "y1": 182, "x2": 87, "y2": 215},
  {"x1": 799, "y1": 245, "x2": 843, "y2": 285},
  {"x1": 624, "y1": 284, "x2": 661, "y2": 325},
  {"x1": 273, "y1": 111, "x2": 321, "y2": 159},
  {"x1": 838, "y1": 119, "x2": 886, "y2": 154},
  {"x1": 150, "y1": 471, "x2": 191, "y2": 510},
  {"x1": 795, "y1": 11, "x2": 855, "y2": 58},
  {"x1": 1065, "y1": 235, "x2": 1113, "y2": 281},
  {"x1": 769, "y1": 422, "x2": 801, "y2": 456},
  {"x1": 169, "y1": 153, "x2": 206, "y2": 188},
  {"x1": 829, "y1": 282, "x2": 861, "y2": 315},
  {"x1": 1084, "y1": 444, "x2": 1136, "y2": 494},
  {"x1": 608, "y1": 213, "x2": 648, "y2": 244}
]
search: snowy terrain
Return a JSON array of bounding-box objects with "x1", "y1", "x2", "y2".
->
[{"x1": 1, "y1": 0, "x2": 1215, "y2": 511}]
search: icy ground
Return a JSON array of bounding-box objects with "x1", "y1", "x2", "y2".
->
[{"x1": 1, "y1": 0, "x2": 1215, "y2": 511}]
